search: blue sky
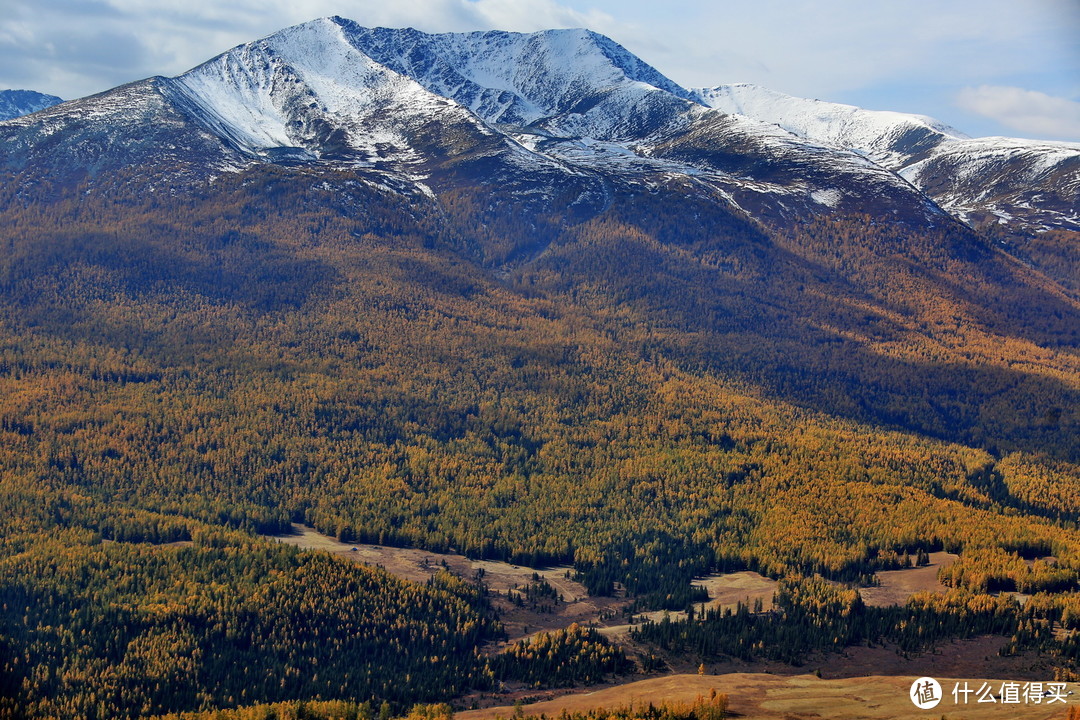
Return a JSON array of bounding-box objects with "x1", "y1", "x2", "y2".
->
[{"x1": 2, "y1": 0, "x2": 1078, "y2": 141}]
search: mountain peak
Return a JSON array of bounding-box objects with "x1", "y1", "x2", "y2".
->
[
  {"x1": 168, "y1": 16, "x2": 478, "y2": 161},
  {"x1": 326, "y1": 21, "x2": 696, "y2": 134}
]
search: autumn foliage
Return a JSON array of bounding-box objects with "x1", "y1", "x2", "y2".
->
[{"x1": 1, "y1": 164, "x2": 1079, "y2": 717}]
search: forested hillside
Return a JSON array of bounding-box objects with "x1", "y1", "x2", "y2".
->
[{"x1": 2, "y1": 160, "x2": 1079, "y2": 718}]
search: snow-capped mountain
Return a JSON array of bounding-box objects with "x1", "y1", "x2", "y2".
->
[
  {"x1": 0, "y1": 17, "x2": 946, "y2": 230},
  {"x1": 169, "y1": 19, "x2": 511, "y2": 165},
  {"x1": 0, "y1": 89, "x2": 62, "y2": 120},
  {"x1": 330, "y1": 20, "x2": 941, "y2": 222},
  {"x1": 695, "y1": 83, "x2": 1080, "y2": 232},
  {"x1": 2, "y1": 16, "x2": 1075, "y2": 240},
  {"x1": 163, "y1": 15, "x2": 947, "y2": 226}
]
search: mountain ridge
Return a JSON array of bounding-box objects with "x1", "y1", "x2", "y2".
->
[
  {"x1": 695, "y1": 82, "x2": 1080, "y2": 233},
  {"x1": 5, "y1": 18, "x2": 1076, "y2": 238},
  {"x1": 0, "y1": 17, "x2": 959, "y2": 237}
]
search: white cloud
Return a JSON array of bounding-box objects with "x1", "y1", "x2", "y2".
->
[
  {"x1": 956, "y1": 85, "x2": 1080, "y2": 141},
  {"x1": 461, "y1": 0, "x2": 615, "y2": 31}
]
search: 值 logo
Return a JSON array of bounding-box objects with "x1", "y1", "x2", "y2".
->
[{"x1": 910, "y1": 677, "x2": 942, "y2": 709}]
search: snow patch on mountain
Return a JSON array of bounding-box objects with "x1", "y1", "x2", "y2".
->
[
  {"x1": 694, "y1": 83, "x2": 966, "y2": 168},
  {"x1": 811, "y1": 189, "x2": 842, "y2": 207}
]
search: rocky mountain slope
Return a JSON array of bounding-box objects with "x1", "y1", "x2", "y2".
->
[{"x1": 696, "y1": 83, "x2": 1080, "y2": 233}]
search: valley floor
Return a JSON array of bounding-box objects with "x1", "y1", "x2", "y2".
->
[{"x1": 456, "y1": 672, "x2": 1072, "y2": 720}]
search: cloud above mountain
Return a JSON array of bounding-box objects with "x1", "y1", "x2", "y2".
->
[{"x1": 956, "y1": 86, "x2": 1080, "y2": 141}]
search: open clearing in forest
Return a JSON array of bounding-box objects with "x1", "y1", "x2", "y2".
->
[
  {"x1": 694, "y1": 570, "x2": 779, "y2": 613},
  {"x1": 458, "y1": 671, "x2": 1076, "y2": 720},
  {"x1": 598, "y1": 571, "x2": 779, "y2": 642},
  {"x1": 861, "y1": 551, "x2": 958, "y2": 606},
  {"x1": 271, "y1": 524, "x2": 622, "y2": 644},
  {"x1": 600, "y1": 556, "x2": 961, "y2": 642},
  {"x1": 272, "y1": 527, "x2": 972, "y2": 647}
]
